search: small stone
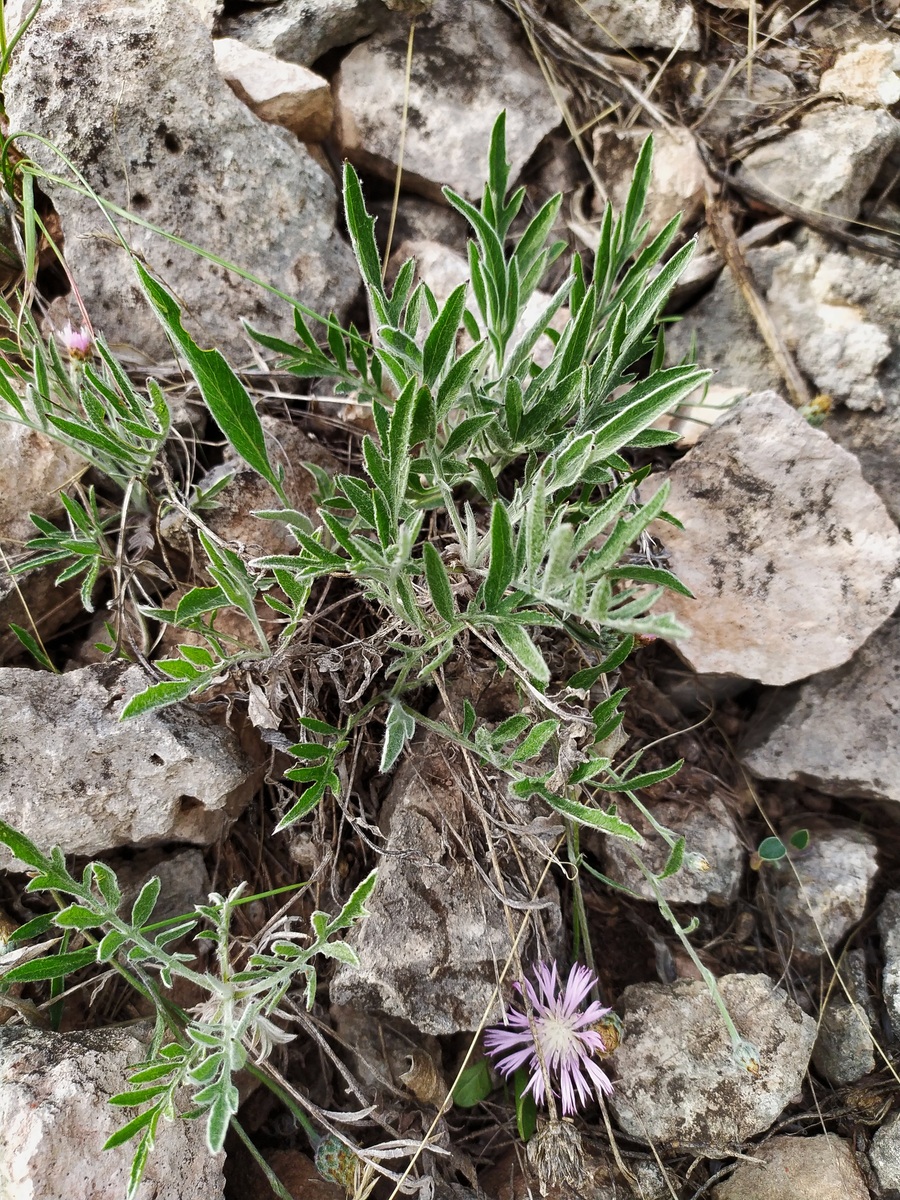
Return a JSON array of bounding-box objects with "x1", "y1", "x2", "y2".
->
[
  {"x1": 878, "y1": 890, "x2": 900, "y2": 1037},
  {"x1": 713, "y1": 1133, "x2": 869, "y2": 1200},
  {"x1": 213, "y1": 39, "x2": 333, "y2": 140},
  {"x1": 0, "y1": 1025, "x2": 224, "y2": 1200},
  {"x1": 653, "y1": 391, "x2": 900, "y2": 685},
  {"x1": 741, "y1": 617, "x2": 900, "y2": 804},
  {"x1": 610, "y1": 973, "x2": 816, "y2": 1152},
  {"x1": 592, "y1": 126, "x2": 707, "y2": 240},
  {"x1": 220, "y1": 0, "x2": 385, "y2": 66},
  {"x1": 557, "y1": 0, "x2": 700, "y2": 51},
  {"x1": 738, "y1": 105, "x2": 900, "y2": 222},
  {"x1": 766, "y1": 826, "x2": 878, "y2": 955},
  {"x1": 0, "y1": 662, "x2": 259, "y2": 865},
  {"x1": 113, "y1": 847, "x2": 211, "y2": 929},
  {"x1": 812, "y1": 998, "x2": 875, "y2": 1086},
  {"x1": 0, "y1": 423, "x2": 85, "y2": 547},
  {"x1": 599, "y1": 793, "x2": 743, "y2": 906},
  {"x1": 335, "y1": 0, "x2": 566, "y2": 201},
  {"x1": 4, "y1": 0, "x2": 357, "y2": 361},
  {"x1": 870, "y1": 1110, "x2": 900, "y2": 1194},
  {"x1": 693, "y1": 63, "x2": 796, "y2": 138},
  {"x1": 820, "y1": 41, "x2": 900, "y2": 106}
]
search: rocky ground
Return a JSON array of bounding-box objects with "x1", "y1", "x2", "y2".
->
[{"x1": 2, "y1": 0, "x2": 900, "y2": 1198}]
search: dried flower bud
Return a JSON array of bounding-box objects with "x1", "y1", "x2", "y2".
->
[{"x1": 526, "y1": 1117, "x2": 588, "y2": 1195}]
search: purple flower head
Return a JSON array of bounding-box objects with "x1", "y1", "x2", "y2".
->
[
  {"x1": 61, "y1": 322, "x2": 93, "y2": 361},
  {"x1": 484, "y1": 961, "x2": 614, "y2": 1116}
]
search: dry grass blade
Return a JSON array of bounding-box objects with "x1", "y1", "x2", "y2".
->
[
  {"x1": 718, "y1": 166, "x2": 900, "y2": 262},
  {"x1": 703, "y1": 176, "x2": 812, "y2": 408}
]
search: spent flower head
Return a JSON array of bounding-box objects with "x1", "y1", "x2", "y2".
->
[{"x1": 484, "y1": 961, "x2": 614, "y2": 1116}]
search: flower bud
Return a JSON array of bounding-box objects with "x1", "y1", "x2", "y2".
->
[{"x1": 61, "y1": 322, "x2": 94, "y2": 362}]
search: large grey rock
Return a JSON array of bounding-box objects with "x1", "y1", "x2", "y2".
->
[
  {"x1": 714, "y1": 1134, "x2": 869, "y2": 1200},
  {"x1": 738, "y1": 105, "x2": 900, "y2": 222},
  {"x1": 0, "y1": 663, "x2": 258, "y2": 865},
  {"x1": 653, "y1": 391, "x2": 900, "y2": 685},
  {"x1": 741, "y1": 618, "x2": 900, "y2": 804},
  {"x1": 221, "y1": 0, "x2": 385, "y2": 65},
  {"x1": 556, "y1": 0, "x2": 700, "y2": 50},
  {"x1": 330, "y1": 676, "x2": 561, "y2": 1035},
  {"x1": 610, "y1": 974, "x2": 816, "y2": 1153},
  {"x1": 4, "y1": 0, "x2": 356, "y2": 362},
  {"x1": 767, "y1": 826, "x2": 878, "y2": 955},
  {"x1": 0, "y1": 1026, "x2": 224, "y2": 1200},
  {"x1": 870, "y1": 1110, "x2": 900, "y2": 1194},
  {"x1": 335, "y1": 0, "x2": 564, "y2": 201}
]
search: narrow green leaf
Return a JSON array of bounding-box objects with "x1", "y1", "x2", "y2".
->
[
  {"x1": 3, "y1": 946, "x2": 97, "y2": 983},
  {"x1": 659, "y1": 836, "x2": 685, "y2": 880},
  {"x1": 8, "y1": 623, "x2": 54, "y2": 670},
  {"x1": 495, "y1": 622, "x2": 549, "y2": 684},
  {"x1": 422, "y1": 543, "x2": 455, "y2": 622},
  {"x1": 131, "y1": 877, "x2": 162, "y2": 928},
  {"x1": 135, "y1": 263, "x2": 284, "y2": 499},
  {"x1": 120, "y1": 679, "x2": 195, "y2": 719},
  {"x1": 484, "y1": 502, "x2": 515, "y2": 611}
]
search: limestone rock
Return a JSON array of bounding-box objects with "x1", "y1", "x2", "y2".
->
[
  {"x1": 610, "y1": 974, "x2": 816, "y2": 1152},
  {"x1": 870, "y1": 1110, "x2": 900, "y2": 1195},
  {"x1": 4, "y1": 0, "x2": 356, "y2": 362},
  {"x1": 557, "y1": 0, "x2": 700, "y2": 50},
  {"x1": 738, "y1": 105, "x2": 900, "y2": 222},
  {"x1": 0, "y1": 1025, "x2": 224, "y2": 1200},
  {"x1": 713, "y1": 1134, "x2": 869, "y2": 1200},
  {"x1": 592, "y1": 126, "x2": 706, "y2": 240},
  {"x1": 335, "y1": 0, "x2": 564, "y2": 201},
  {"x1": 669, "y1": 233, "x2": 900, "y2": 413},
  {"x1": 0, "y1": 662, "x2": 258, "y2": 866},
  {"x1": 812, "y1": 1000, "x2": 875, "y2": 1085},
  {"x1": 220, "y1": 0, "x2": 385, "y2": 66},
  {"x1": 653, "y1": 391, "x2": 900, "y2": 685},
  {"x1": 828, "y1": 408, "x2": 900, "y2": 525},
  {"x1": 766, "y1": 826, "x2": 878, "y2": 955},
  {"x1": 741, "y1": 618, "x2": 900, "y2": 803},
  {"x1": 878, "y1": 890, "x2": 900, "y2": 1037},
  {"x1": 330, "y1": 676, "x2": 561, "y2": 1035},
  {"x1": 113, "y1": 847, "x2": 211, "y2": 929},
  {"x1": 0, "y1": 423, "x2": 85, "y2": 547},
  {"x1": 213, "y1": 39, "x2": 333, "y2": 140},
  {"x1": 820, "y1": 41, "x2": 900, "y2": 106},
  {"x1": 599, "y1": 793, "x2": 743, "y2": 906}
]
